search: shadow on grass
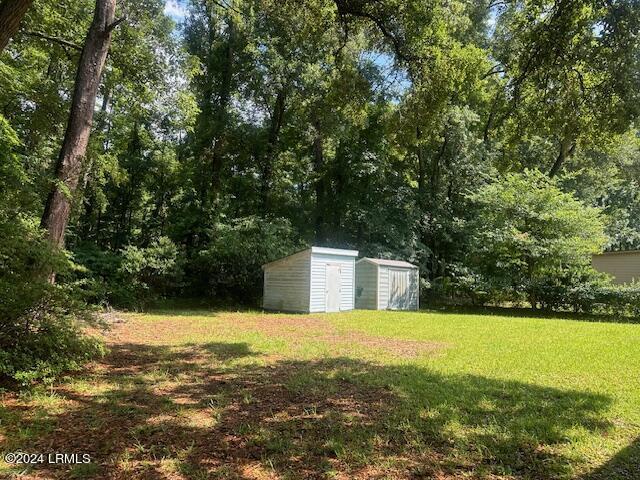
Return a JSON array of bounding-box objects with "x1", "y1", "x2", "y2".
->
[
  {"x1": 581, "y1": 435, "x2": 640, "y2": 480},
  {"x1": 422, "y1": 304, "x2": 640, "y2": 324},
  {"x1": 0, "y1": 342, "x2": 615, "y2": 479},
  {"x1": 140, "y1": 307, "x2": 312, "y2": 317}
]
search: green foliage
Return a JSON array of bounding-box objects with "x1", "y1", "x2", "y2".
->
[
  {"x1": 119, "y1": 237, "x2": 185, "y2": 305},
  {"x1": 72, "y1": 237, "x2": 185, "y2": 309},
  {"x1": 587, "y1": 283, "x2": 640, "y2": 317},
  {"x1": 194, "y1": 216, "x2": 304, "y2": 301},
  {"x1": 466, "y1": 170, "x2": 608, "y2": 309},
  {"x1": 0, "y1": 204, "x2": 104, "y2": 388},
  {"x1": 0, "y1": 115, "x2": 104, "y2": 387},
  {"x1": 2, "y1": 0, "x2": 640, "y2": 325}
]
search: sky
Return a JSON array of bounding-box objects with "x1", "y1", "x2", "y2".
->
[{"x1": 164, "y1": 0, "x2": 187, "y2": 21}]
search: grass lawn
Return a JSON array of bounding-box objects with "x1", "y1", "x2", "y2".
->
[{"x1": 1, "y1": 309, "x2": 639, "y2": 479}]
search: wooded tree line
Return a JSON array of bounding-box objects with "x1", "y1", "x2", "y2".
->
[{"x1": 1, "y1": 0, "x2": 640, "y2": 315}]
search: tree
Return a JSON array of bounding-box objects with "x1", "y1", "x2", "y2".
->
[
  {"x1": 40, "y1": 0, "x2": 121, "y2": 254},
  {"x1": 0, "y1": 0, "x2": 33, "y2": 52},
  {"x1": 467, "y1": 170, "x2": 607, "y2": 308},
  {"x1": 491, "y1": 0, "x2": 640, "y2": 177}
]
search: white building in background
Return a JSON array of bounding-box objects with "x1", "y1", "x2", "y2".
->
[
  {"x1": 262, "y1": 246, "x2": 358, "y2": 313},
  {"x1": 592, "y1": 250, "x2": 640, "y2": 284},
  {"x1": 355, "y1": 258, "x2": 419, "y2": 311}
]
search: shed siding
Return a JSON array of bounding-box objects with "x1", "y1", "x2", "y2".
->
[
  {"x1": 592, "y1": 252, "x2": 640, "y2": 284},
  {"x1": 310, "y1": 253, "x2": 356, "y2": 313},
  {"x1": 263, "y1": 251, "x2": 311, "y2": 312},
  {"x1": 407, "y1": 268, "x2": 420, "y2": 310},
  {"x1": 378, "y1": 266, "x2": 389, "y2": 310},
  {"x1": 355, "y1": 261, "x2": 378, "y2": 309}
]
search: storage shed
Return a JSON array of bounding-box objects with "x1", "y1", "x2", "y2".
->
[
  {"x1": 262, "y1": 247, "x2": 358, "y2": 313},
  {"x1": 592, "y1": 250, "x2": 640, "y2": 284},
  {"x1": 355, "y1": 258, "x2": 419, "y2": 310}
]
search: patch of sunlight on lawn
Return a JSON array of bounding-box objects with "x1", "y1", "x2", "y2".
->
[{"x1": 3, "y1": 308, "x2": 634, "y2": 479}]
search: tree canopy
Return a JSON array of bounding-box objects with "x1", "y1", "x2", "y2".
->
[{"x1": 1, "y1": 0, "x2": 639, "y2": 312}]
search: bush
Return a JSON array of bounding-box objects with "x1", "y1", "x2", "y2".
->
[
  {"x1": 0, "y1": 116, "x2": 104, "y2": 387},
  {"x1": 72, "y1": 237, "x2": 185, "y2": 309},
  {"x1": 466, "y1": 170, "x2": 608, "y2": 309},
  {"x1": 119, "y1": 237, "x2": 185, "y2": 307},
  {"x1": 69, "y1": 243, "x2": 123, "y2": 307},
  {"x1": 0, "y1": 216, "x2": 105, "y2": 387},
  {"x1": 193, "y1": 216, "x2": 303, "y2": 301},
  {"x1": 528, "y1": 266, "x2": 611, "y2": 311},
  {"x1": 426, "y1": 264, "x2": 496, "y2": 306},
  {"x1": 577, "y1": 283, "x2": 640, "y2": 317}
]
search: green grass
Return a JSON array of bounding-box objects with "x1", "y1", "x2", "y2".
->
[{"x1": 1, "y1": 309, "x2": 639, "y2": 479}]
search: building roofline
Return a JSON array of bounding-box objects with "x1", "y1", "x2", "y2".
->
[
  {"x1": 594, "y1": 250, "x2": 640, "y2": 256},
  {"x1": 311, "y1": 246, "x2": 358, "y2": 257},
  {"x1": 262, "y1": 246, "x2": 359, "y2": 269},
  {"x1": 356, "y1": 257, "x2": 418, "y2": 268}
]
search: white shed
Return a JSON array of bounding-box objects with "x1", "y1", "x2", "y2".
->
[
  {"x1": 262, "y1": 246, "x2": 359, "y2": 313},
  {"x1": 355, "y1": 258, "x2": 419, "y2": 310}
]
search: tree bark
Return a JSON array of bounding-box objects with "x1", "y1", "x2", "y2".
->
[
  {"x1": 548, "y1": 135, "x2": 576, "y2": 178},
  {"x1": 416, "y1": 126, "x2": 426, "y2": 203},
  {"x1": 40, "y1": 0, "x2": 118, "y2": 253},
  {"x1": 0, "y1": 0, "x2": 33, "y2": 53},
  {"x1": 312, "y1": 118, "x2": 326, "y2": 243},
  {"x1": 261, "y1": 89, "x2": 286, "y2": 214}
]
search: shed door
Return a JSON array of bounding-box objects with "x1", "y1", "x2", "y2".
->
[
  {"x1": 388, "y1": 268, "x2": 409, "y2": 310},
  {"x1": 325, "y1": 264, "x2": 341, "y2": 312}
]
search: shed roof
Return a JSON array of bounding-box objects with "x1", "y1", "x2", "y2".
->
[
  {"x1": 262, "y1": 246, "x2": 359, "y2": 269},
  {"x1": 357, "y1": 257, "x2": 418, "y2": 269},
  {"x1": 593, "y1": 250, "x2": 640, "y2": 256},
  {"x1": 311, "y1": 246, "x2": 358, "y2": 257}
]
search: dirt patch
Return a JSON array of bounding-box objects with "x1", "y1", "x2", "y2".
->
[
  {"x1": 100, "y1": 313, "x2": 445, "y2": 359},
  {"x1": 235, "y1": 315, "x2": 446, "y2": 359},
  {"x1": 321, "y1": 331, "x2": 444, "y2": 358}
]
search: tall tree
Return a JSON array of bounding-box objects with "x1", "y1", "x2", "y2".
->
[
  {"x1": 0, "y1": 0, "x2": 33, "y2": 52},
  {"x1": 40, "y1": 0, "x2": 120, "y2": 252}
]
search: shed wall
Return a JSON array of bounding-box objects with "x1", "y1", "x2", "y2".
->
[
  {"x1": 310, "y1": 253, "x2": 355, "y2": 313},
  {"x1": 407, "y1": 268, "x2": 420, "y2": 310},
  {"x1": 355, "y1": 261, "x2": 378, "y2": 309},
  {"x1": 378, "y1": 266, "x2": 389, "y2": 310},
  {"x1": 262, "y1": 251, "x2": 311, "y2": 312},
  {"x1": 592, "y1": 252, "x2": 640, "y2": 284}
]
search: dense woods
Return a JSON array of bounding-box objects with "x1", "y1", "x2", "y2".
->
[{"x1": 1, "y1": 0, "x2": 640, "y2": 382}]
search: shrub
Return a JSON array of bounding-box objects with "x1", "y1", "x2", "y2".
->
[
  {"x1": 193, "y1": 216, "x2": 303, "y2": 301},
  {"x1": 427, "y1": 264, "x2": 496, "y2": 306},
  {"x1": 69, "y1": 243, "x2": 123, "y2": 307},
  {"x1": 0, "y1": 116, "x2": 104, "y2": 387},
  {"x1": 119, "y1": 237, "x2": 185, "y2": 307},
  {"x1": 467, "y1": 170, "x2": 608, "y2": 309},
  {"x1": 72, "y1": 237, "x2": 185, "y2": 309},
  {"x1": 0, "y1": 216, "x2": 105, "y2": 387},
  {"x1": 582, "y1": 283, "x2": 640, "y2": 317}
]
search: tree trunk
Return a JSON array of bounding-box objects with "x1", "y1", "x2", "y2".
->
[
  {"x1": 0, "y1": 0, "x2": 33, "y2": 53},
  {"x1": 40, "y1": 0, "x2": 118, "y2": 253},
  {"x1": 261, "y1": 89, "x2": 286, "y2": 214},
  {"x1": 312, "y1": 118, "x2": 326, "y2": 243},
  {"x1": 416, "y1": 125, "x2": 426, "y2": 203},
  {"x1": 548, "y1": 135, "x2": 576, "y2": 178}
]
